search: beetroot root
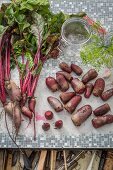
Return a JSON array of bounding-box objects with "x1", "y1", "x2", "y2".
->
[
  {"x1": 59, "y1": 62, "x2": 71, "y2": 73},
  {"x1": 28, "y1": 97, "x2": 36, "y2": 113},
  {"x1": 71, "y1": 64, "x2": 83, "y2": 76},
  {"x1": 93, "y1": 103, "x2": 110, "y2": 116},
  {"x1": 13, "y1": 104, "x2": 21, "y2": 135},
  {"x1": 46, "y1": 77, "x2": 59, "y2": 92},
  {"x1": 93, "y1": 78, "x2": 105, "y2": 97},
  {"x1": 84, "y1": 83, "x2": 93, "y2": 98},
  {"x1": 71, "y1": 105, "x2": 92, "y2": 126},
  {"x1": 64, "y1": 95, "x2": 82, "y2": 113},
  {"x1": 71, "y1": 78, "x2": 85, "y2": 94},
  {"x1": 82, "y1": 69, "x2": 98, "y2": 84},
  {"x1": 22, "y1": 106, "x2": 33, "y2": 119},
  {"x1": 57, "y1": 71, "x2": 73, "y2": 82},
  {"x1": 60, "y1": 92, "x2": 76, "y2": 104},
  {"x1": 4, "y1": 102, "x2": 15, "y2": 117},
  {"x1": 56, "y1": 73, "x2": 69, "y2": 92},
  {"x1": 101, "y1": 88, "x2": 113, "y2": 101},
  {"x1": 92, "y1": 115, "x2": 113, "y2": 128},
  {"x1": 5, "y1": 80, "x2": 21, "y2": 101},
  {"x1": 47, "y1": 96, "x2": 63, "y2": 112}
]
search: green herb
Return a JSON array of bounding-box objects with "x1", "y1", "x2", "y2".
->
[{"x1": 80, "y1": 34, "x2": 113, "y2": 69}]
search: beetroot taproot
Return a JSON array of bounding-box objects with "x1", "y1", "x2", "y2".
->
[
  {"x1": 101, "y1": 88, "x2": 113, "y2": 101},
  {"x1": 71, "y1": 78, "x2": 85, "y2": 94},
  {"x1": 57, "y1": 71, "x2": 73, "y2": 82},
  {"x1": 59, "y1": 62, "x2": 71, "y2": 73},
  {"x1": 93, "y1": 103, "x2": 110, "y2": 116},
  {"x1": 71, "y1": 64, "x2": 83, "y2": 75},
  {"x1": 22, "y1": 106, "x2": 33, "y2": 119},
  {"x1": 59, "y1": 92, "x2": 76, "y2": 104},
  {"x1": 46, "y1": 77, "x2": 59, "y2": 92},
  {"x1": 56, "y1": 73, "x2": 69, "y2": 92},
  {"x1": 93, "y1": 78, "x2": 105, "y2": 97},
  {"x1": 47, "y1": 96, "x2": 63, "y2": 112},
  {"x1": 84, "y1": 83, "x2": 93, "y2": 98},
  {"x1": 82, "y1": 69, "x2": 98, "y2": 84}
]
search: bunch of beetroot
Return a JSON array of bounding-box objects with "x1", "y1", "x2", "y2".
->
[{"x1": 45, "y1": 62, "x2": 113, "y2": 129}]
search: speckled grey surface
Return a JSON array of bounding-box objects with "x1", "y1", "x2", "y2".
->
[{"x1": 1, "y1": 0, "x2": 113, "y2": 148}]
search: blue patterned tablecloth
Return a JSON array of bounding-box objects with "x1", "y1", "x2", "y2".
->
[{"x1": 0, "y1": 0, "x2": 113, "y2": 148}]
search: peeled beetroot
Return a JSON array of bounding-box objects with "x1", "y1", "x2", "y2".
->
[
  {"x1": 84, "y1": 83, "x2": 93, "y2": 98},
  {"x1": 92, "y1": 115, "x2": 113, "y2": 128},
  {"x1": 93, "y1": 103, "x2": 110, "y2": 116},
  {"x1": 59, "y1": 92, "x2": 76, "y2": 104},
  {"x1": 59, "y1": 62, "x2": 71, "y2": 73},
  {"x1": 71, "y1": 78, "x2": 85, "y2": 94},
  {"x1": 71, "y1": 105, "x2": 92, "y2": 126},
  {"x1": 57, "y1": 71, "x2": 73, "y2": 82},
  {"x1": 47, "y1": 96, "x2": 63, "y2": 112},
  {"x1": 64, "y1": 95, "x2": 82, "y2": 113},
  {"x1": 45, "y1": 111, "x2": 53, "y2": 120},
  {"x1": 56, "y1": 73, "x2": 69, "y2": 92},
  {"x1": 82, "y1": 69, "x2": 98, "y2": 84},
  {"x1": 46, "y1": 77, "x2": 59, "y2": 92},
  {"x1": 71, "y1": 64, "x2": 83, "y2": 76},
  {"x1": 93, "y1": 78, "x2": 105, "y2": 97},
  {"x1": 101, "y1": 88, "x2": 113, "y2": 101},
  {"x1": 42, "y1": 123, "x2": 50, "y2": 131},
  {"x1": 55, "y1": 120, "x2": 63, "y2": 129}
]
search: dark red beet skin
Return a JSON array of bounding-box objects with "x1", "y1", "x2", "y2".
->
[
  {"x1": 59, "y1": 62, "x2": 71, "y2": 73},
  {"x1": 93, "y1": 103, "x2": 110, "y2": 116},
  {"x1": 46, "y1": 77, "x2": 59, "y2": 92},
  {"x1": 42, "y1": 123, "x2": 50, "y2": 131},
  {"x1": 56, "y1": 73, "x2": 69, "y2": 92},
  {"x1": 101, "y1": 88, "x2": 113, "y2": 101},
  {"x1": 82, "y1": 69, "x2": 98, "y2": 84},
  {"x1": 71, "y1": 64, "x2": 83, "y2": 75},
  {"x1": 71, "y1": 78, "x2": 85, "y2": 94},
  {"x1": 45, "y1": 111, "x2": 53, "y2": 120},
  {"x1": 84, "y1": 83, "x2": 93, "y2": 98},
  {"x1": 92, "y1": 115, "x2": 113, "y2": 128},
  {"x1": 55, "y1": 120, "x2": 63, "y2": 129},
  {"x1": 57, "y1": 71, "x2": 73, "y2": 82},
  {"x1": 47, "y1": 96, "x2": 63, "y2": 112},
  {"x1": 64, "y1": 95, "x2": 82, "y2": 113},
  {"x1": 93, "y1": 78, "x2": 105, "y2": 97},
  {"x1": 59, "y1": 92, "x2": 76, "y2": 104}
]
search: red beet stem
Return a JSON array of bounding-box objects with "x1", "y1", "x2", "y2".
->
[
  {"x1": 22, "y1": 72, "x2": 30, "y2": 94},
  {"x1": 29, "y1": 76, "x2": 39, "y2": 97}
]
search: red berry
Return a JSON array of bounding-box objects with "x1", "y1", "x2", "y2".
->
[
  {"x1": 55, "y1": 120, "x2": 63, "y2": 129},
  {"x1": 45, "y1": 111, "x2": 53, "y2": 120},
  {"x1": 42, "y1": 123, "x2": 50, "y2": 131}
]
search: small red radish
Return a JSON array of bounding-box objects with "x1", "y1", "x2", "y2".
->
[
  {"x1": 93, "y1": 103, "x2": 110, "y2": 116},
  {"x1": 56, "y1": 73, "x2": 69, "y2": 92},
  {"x1": 71, "y1": 64, "x2": 83, "y2": 75},
  {"x1": 45, "y1": 111, "x2": 53, "y2": 120},
  {"x1": 101, "y1": 88, "x2": 113, "y2": 101},
  {"x1": 57, "y1": 71, "x2": 73, "y2": 82},
  {"x1": 47, "y1": 96, "x2": 63, "y2": 112},
  {"x1": 64, "y1": 95, "x2": 82, "y2": 113},
  {"x1": 71, "y1": 105, "x2": 92, "y2": 126},
  {"x1": 28, "y1": 97, "x2": 36, "y2": 112},
  {"x1": 42, "y1": 122, "x2": 50, "y2": 131},
  {"x1": 59, "y1": 62, "x2": 71, "y2": 73},
  {"x1": 22, "y1": 106, "x2": 33, "y2": 119},
  {"x1": 46, "y1": 77, "x2": 59, "y2": 92},
  {"x1": 84, "y1": 83, "x2": 93, "y2": 98},
  {"x1": 55, "y1": 120, "x2": 63, "y2": 129},
  {"x1": 92, "y1": 115, "x2": 113, "y2": 128},
  {"x1": 82, "y1": 69, "x2": 98, "y2": 84},
  {"x1": 71, "y1": 78, "x2": 85, "y2": 94},
  {"x1": 93, "y1": 78, "x2": 105, "y2": 97},
  {"x1": 59, "y1": 92, "x2": 76, "y2": 104}
]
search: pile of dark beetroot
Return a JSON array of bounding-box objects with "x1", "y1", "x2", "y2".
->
[{"x1": 43, "y1": 62, "x2": 113, "y2": 131}]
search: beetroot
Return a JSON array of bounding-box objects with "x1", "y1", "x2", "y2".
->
[
  {"x1": 82, "y1": 69, "x2": 98, "y2": 84},
  {"x1": 42, "y1": 123, "x2": 50, "y2": 131},
  {"x1": 14, "y1": 104, "x2": 21, "y2": 135},
  {"x1": 64, "y1": 95, "x2": 82, "y2": 113},
  {"x1": 84, "y1": 83, "x2": 93, "y2": 98},
  {"x1": 71, "y1": 78, "x2": 85, "y2": 94},
  {"x1": 28, "y1": 97, "x2": 36, "y2": 113},
  {"x1": 71, "y1": 64, "x2": 83, "y2": 75},
  {"x1": 71, "y1": 105, "x2": 92, "y2": 126},
  {"x1": 55, "y1": 120, "x2": 63, "y2": 129},
  {"x1": 59, "y1": 62, "x2": 71, "y2": 73},
  {"x1": 92, "y1": 115, "x2": 113, "y2": 128},
  {"x1": 101, "y1": 88, "x2": 113, "y2": 101},
  {"x1": 59, "y1": 92, "x2": 76, "y2": 104},
  {"x1": 45, "y1": 111, "x2": 53, "y2": 120},
  {"x1": 22, "y1": 106, "x2": 33, "y2": 119},
  {"x1": 56, "y1": 73, "x2": 69, "y2": 92},
  {"x1": 47, "y1": 96, "x2": 63, "y2": 112},
  {"x1": 93, "y1": 78, "x2": 105, "y2": 97},
  {"x1": 46, "y1": 77, "x2": 59, "y2": 92},
  {"x1": 93, "y1": 103, "x2": 110, "y2": 116},
  {"x1": 57, "y1": 71, "x2": 73, "y2": 82}
]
